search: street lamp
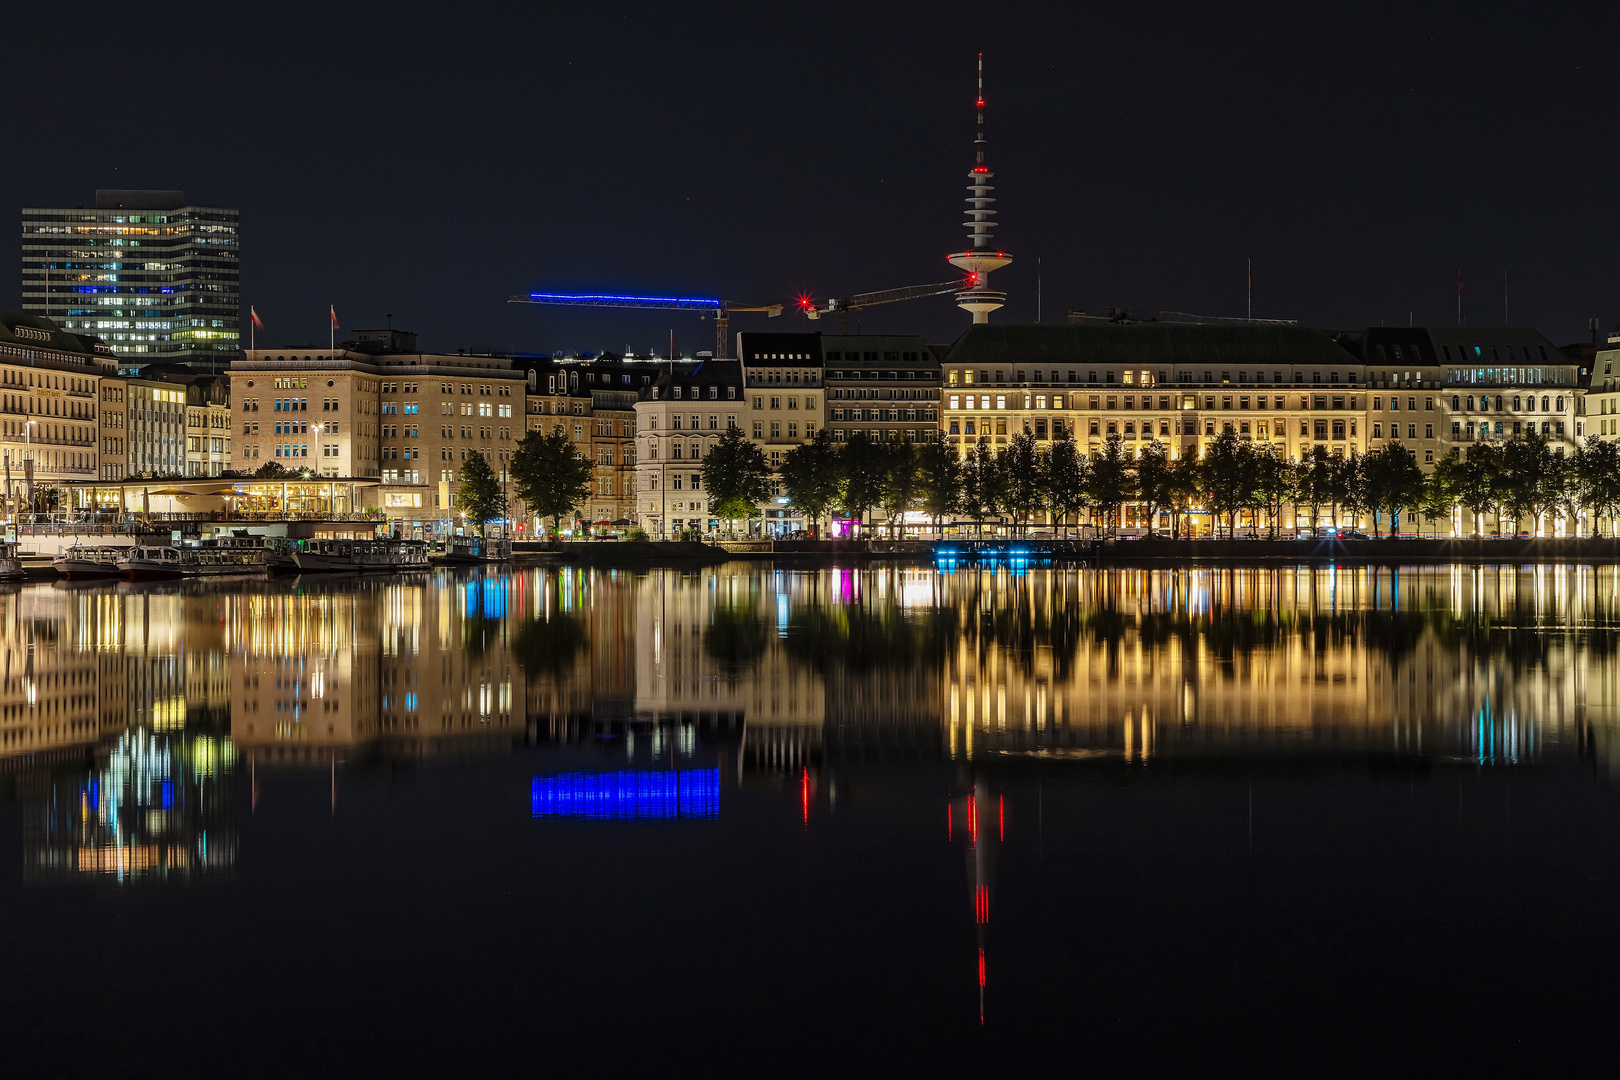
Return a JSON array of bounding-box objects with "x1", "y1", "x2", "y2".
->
[{"x1": 22, "y1": 420, "x2": 37, "y2": 522}]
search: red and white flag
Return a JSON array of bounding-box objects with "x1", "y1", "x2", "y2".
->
[
  {"x1": 250, "y1": 306, "x2": 266, "y2": 330},
  {"x1": 330, "y1": 305, "x2": 340, "y2": 329}
]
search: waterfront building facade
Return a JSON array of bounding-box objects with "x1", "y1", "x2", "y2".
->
[
  {"x1": 940, "y1": 325, "x2": 1369, "y2": 469},
  {"x1": 1343, "y1": 326, "x2": 1582, "y2": 463},
  {"x1": 97, "y1": 376, "x2": 128, "y2": 480},
  {"x1": 519, "y1": 358, "x2": 649, "y2": 531},
  {"x1": 232, "y1": 328, "x2": 527, "y2": 535},
  {"x1": 0, "y1": 311, "x2": 114, "y2": 496},
  {"x1": 1588, "y1": 333, "x2": 1620, "y2": 441},
  {"x1": 737, "y1": 333, "x2": 825, "y2": 466},
  {"x1": 822, "y1": 334, "x2": 942, "y2": 445},
  {"x1": 737, "y1": 333, "x2": 826, "y2": 535},
  {"x1": 22, "y1": 190, "x2": 240, "y2": 373},
  {"x1": 935, "y1": 323, "x2": 1586, "y2": 535},
  {"x1": 633, "y1": 360, "x2": 743, "y2": 538}
]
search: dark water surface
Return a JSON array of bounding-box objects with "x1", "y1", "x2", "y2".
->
[{"x1": 1, "y1": 563, "x2": 1618, "y2": 1076}]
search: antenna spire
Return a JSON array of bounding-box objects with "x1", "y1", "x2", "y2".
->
[
  {"x1": 949, "y1": 53, "x2": 1012, "y2": 324},
  {"x1": 975, "y1": 52, "x2": 986, "y2": 170}
]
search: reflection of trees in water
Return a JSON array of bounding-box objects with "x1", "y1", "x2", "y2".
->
[
  {"x1": 460, "y1": 613, "x2": 498, "y2": 661},
  {"x1": 783, "y1": 603, "x2": 962, "y2": 673},
  {"x1": 953, "y1": 584, "x2": 1620, "y2": 677},
  {"x1": 705, "y1": 604, "x2": 769, "y2": 673},
  {"x1": 511, "y1": 611, "x2": 589, "y2": 680}
]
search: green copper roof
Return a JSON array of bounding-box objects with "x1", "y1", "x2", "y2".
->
[{"x1": 0, "y1": 311, "x2": 110, "y2": 358}]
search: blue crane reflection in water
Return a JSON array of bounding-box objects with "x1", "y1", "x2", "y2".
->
[{"x1": 530, "y1": 769, "x2": 720, "y2": 820}]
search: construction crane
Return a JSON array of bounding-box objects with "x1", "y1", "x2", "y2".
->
[
  {"x1": 507, "y1": 292, "x2": 782, "y2": 359},
  {"x1": 797, "y1": 276, "x2": 970, "y2": 333}
]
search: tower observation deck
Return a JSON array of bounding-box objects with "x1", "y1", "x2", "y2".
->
[{"x1": 947, "y1": 54, "x2": 1012, "y2": 324}]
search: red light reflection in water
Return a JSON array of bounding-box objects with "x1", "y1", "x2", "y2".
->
[
  {"x1": 801, "y1": 767, "x2": 809, "y2": 825},
  {"x1": 978, "y1": 948, "x2": 986, "y2": 1025}
]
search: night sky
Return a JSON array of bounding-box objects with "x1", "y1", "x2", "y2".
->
[{"x1": 6, "y1": 1, "x2": 1618, "y2": 354}]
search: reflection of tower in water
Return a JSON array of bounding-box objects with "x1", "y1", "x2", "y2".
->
[{"x1": 951, "y1": 776, "x2": 1000, "y2": 1024}]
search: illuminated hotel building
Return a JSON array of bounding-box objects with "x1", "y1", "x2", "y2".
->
[
  {"x1": 937, "y1": 323, "x2": 1584, "y2": 535},
  {"x1": 22, "y1": 190, "x2": 240, "y2": 373},
  {"x1": 0, "y1": 310, "x2": 114, "y2": 489},
  {"x1": 233, "y1": 328, "x2": 528, "y2": 536}
]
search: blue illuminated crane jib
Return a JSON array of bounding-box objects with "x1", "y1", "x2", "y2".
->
[
  {"x1": 524, "y1": 293, "x2": 722, "y2": 312},
  {"x1": 530, "y1": 769, "x2": 720, "y2": 820}
]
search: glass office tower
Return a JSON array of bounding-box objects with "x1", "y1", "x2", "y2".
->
[{"x1": 21, "y1": 190, "x2": 240, "y2": 374}]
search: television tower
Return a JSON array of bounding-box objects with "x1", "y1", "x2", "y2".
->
[{"x1": 947, "y1": 54, "x2": 1012, "y2": 323}]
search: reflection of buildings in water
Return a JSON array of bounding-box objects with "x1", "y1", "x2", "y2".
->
[
  {"x1": 230, "y1": 584, "x2": 380, "y2": 765},
  {"x1": 0, "y1": 586, "x2": 238, "y2": 764},
  {"x1": 230, "y1": 575, "x2": 524, "y2": 765},
  {"x1": 0, "y1": 590, "x2": 125, "y2": 761},
  {"x1": 818, "y1": 568, "x2": 947, "y2": 761},
  {"x1": 632, "y1": 567, "x2": 824, "y2": 776},
  {"x1": 24, "y1": 728, "x2": 237, "y2": 884},
  {"x1": 939, "y1": 566, "x2": 1606, "y2": 766},
  {"x1": 523, "y1": 568, "x2": 634, "y2": 739}
]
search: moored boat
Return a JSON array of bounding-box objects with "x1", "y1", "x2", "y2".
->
[
  {"x1": 117, "y1": 545, "x2": 185, "y2": 579},
  {"x1": 0, "y1": 542, "x2": 23, "y2": 582},
  {"x1": 200, "y1": 533, "x2": 299, "y2": 572},
  {"x1": 117, "y1": 545, "x2": 267, "y2": 579},
  {"x1": 293, "y1": 538, "x2": 430, "y2": 572},
  {"x1": 354, "y1": 539, "x2": 430, "y2": 571},
  {"x1": 431, "y1": 537, "x2": 513, "y2": 565},
  {"x1": 53, "y1": 544, "x2": 130, "y2": 578}
]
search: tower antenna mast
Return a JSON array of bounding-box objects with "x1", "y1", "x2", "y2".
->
[{"x1": 948, "y1": 53, "x2": 1012, "y2": 324}]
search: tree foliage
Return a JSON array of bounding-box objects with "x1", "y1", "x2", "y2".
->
[
  {"x1": 1043, "y1": 425, "x2": 1089, "y2": 536},
  {"x1": 837, "y1": 431, "x2": 887, "y2": 531},
  {"x1": 1085, "y1": 433, "x2": 1134, "y2": 535},
  {"x1": 779, "y1": 430, "x2": 843, "y2": 536},
  {"x1": 511, "y1": 425, "x2": 592, "y2": 534},
  {"x1": 457, "y1": 451, "x2": 508, "y2": 530},
  {"x1": 702, "y1": 425, "x2": 773, "y2": 530},
  {"x1": 915, "y1": 439, "x2": 962, "y2": 531}
]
